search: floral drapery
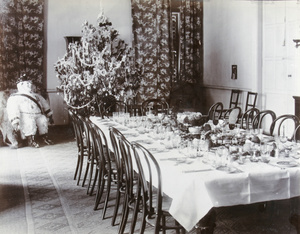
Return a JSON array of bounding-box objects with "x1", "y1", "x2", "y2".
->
[
  {"x1": 131, "y1": 0, "x2": 203, "y2": 104},
  {"x1": 131, "y1": 0, "x2": 172, "y2": 103},
  {"x1": 177, "y1": 0, "x2": 203, "y2": 84},
  {"x1": 0, "y1": 0, "x2": 45, "y2": 91}
]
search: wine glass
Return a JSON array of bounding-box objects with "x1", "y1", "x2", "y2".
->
[
  {"x1": 229, "y1": 123, "x2": 235, "y2": 130},
  {"x1": 216, "y1": 146, "x2": 226, "y2": 167},
  {"x1": 213, "y1": 119, "x2": 219, "y2": 126}
]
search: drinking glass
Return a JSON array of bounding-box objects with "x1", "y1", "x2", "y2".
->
[
  {"x1": 260, "y1": 143, "x2": 270, "y2": 163},
  {"x1": 216, "y1": 146, "x2": 228, "y2": 167},
  {"x1": 178, "y1": 139, "x2": 188, "y2": 156},
  {"x1": 112, "y1": 112, "x2": 119, "y2": 121}
]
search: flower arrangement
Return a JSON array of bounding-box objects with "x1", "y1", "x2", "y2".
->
[{"x1": 54, "y1": 12, "x2": 142, "y2": 115}]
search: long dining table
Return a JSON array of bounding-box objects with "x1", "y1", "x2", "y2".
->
[{"x1": 90, "y1": 115, "x2": 300, "y2": 232}]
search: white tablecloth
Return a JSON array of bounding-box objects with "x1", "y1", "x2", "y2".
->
[{"x1": 90, "y1": 116, "x2": 300, "y2": 231}]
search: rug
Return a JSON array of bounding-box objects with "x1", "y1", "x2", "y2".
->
[{"x1": 0, "y1": 125, "x2": 299, "y2": 234}]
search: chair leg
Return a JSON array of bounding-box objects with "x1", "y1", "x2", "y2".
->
[
  {"x1": 111, "y1": 181, "x2": 122, "y2": 226},
  {"x1": 130, "y1": 194, "x2": 140, "y2": 234},
  {"x1": 74, "y1": 152, "x2": 80, "y2": 180},
  {"x1": 102, "y1": 174, "x2": 111, "y2": 220},
  {"x1": 175, "y1": 220, "x2": 180, "y2": 234},
  {"x1": 195, "y1": 208, "x2": 216, "y2": 234},
  {"x1": 88, "y1": 165, "x2": 97, "y2": 195},
  {"x1": 82, "y1": 160, "x2": 90, "y2": 187},
  {"x1": 161, "y1": 215, "x2": 166, "y2": 234},
  {"x1": 118, "y1": 194, "x2": 129, "y2": 234},
  {"x1": 290, "y1": 214, "x2": 300, "y2": 234},
  {"x1": 86, "y1": 159, "x2": 94, "y2": 195},
  {"x1": 94, "y1": 170, "x2": 105, "y2": 210},
  {"x1": 139, "y1": 206, "x2": 147, "y2": 234},
  {"x1": 76, "y1": 151, "x2": 84, "y2": 185},
  {"x1": 90, "y1": 169, "x2": 98, "y2": 195}
]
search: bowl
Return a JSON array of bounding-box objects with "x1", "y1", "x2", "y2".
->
[
  {"x1": 261, "y1": 156, "x2": 270, "y2": 163},
  {"x1": 188, "y1": 126, "x2": 201, "y2": 135}
]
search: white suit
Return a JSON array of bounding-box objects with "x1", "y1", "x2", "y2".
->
[{"x1": 6, "y1": 82, "x2": 52, "y2": 138}]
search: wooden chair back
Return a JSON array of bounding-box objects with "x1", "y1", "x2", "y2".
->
[
  {"x1": 229, "y1": 89, "x2": 241, "y2": 108},
  {"x1": 245, "y1": 91, "x2": 258, "y2": 112}
]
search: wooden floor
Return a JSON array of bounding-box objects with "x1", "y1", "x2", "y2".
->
[{"x1": 0, "y1": 125, "x2": 299, "y2": 234}]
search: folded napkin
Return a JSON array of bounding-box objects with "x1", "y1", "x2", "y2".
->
[{"x1": 178, "y1": 158, "x2": 213, "y2": 173}]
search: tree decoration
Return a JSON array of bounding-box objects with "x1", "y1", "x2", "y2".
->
[{"x1": 54, "y1": 12, "x2": 142, "y2": 115}]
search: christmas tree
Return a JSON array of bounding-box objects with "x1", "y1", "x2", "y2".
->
[{"x1": 54, "y1": 12, "x2": 140, "y2": 116}]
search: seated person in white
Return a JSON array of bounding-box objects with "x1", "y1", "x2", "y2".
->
[{"x1": 6, "y1": 74, "x2": 54, "y2": 148}]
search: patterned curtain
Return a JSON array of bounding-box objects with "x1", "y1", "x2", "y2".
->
[
  {"x1": 131, "y1": 0, "x2": 172, "y2": 103},
  {"x1": 0, "y1": 0, "x2": 45, "y2": 91},
  {"x1": 178, "y1": 0, "x2": 203, "y2": 84}
]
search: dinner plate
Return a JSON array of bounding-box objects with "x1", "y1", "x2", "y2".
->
[
  {"x1": 117, "y1": 127, "x2": 128, "y2": 131},
  {"x1": 216, "y1": 166, "x2": 243, "y2": 174},
  {"x1": 277, "y1": 161, "x2": 299, "y2": 167},
  {"x1": 148, "y1": 148, "x2": 166, "y2": 153},
  {"x1": 135, "y1": 139, "x2": 153, "y2": 144},
  {"x1": 123, "y1": 132, "x2": 138, "y2": 137},
  {"x1": 103, "y1": 122, "x2": 117, "y2": 127}
]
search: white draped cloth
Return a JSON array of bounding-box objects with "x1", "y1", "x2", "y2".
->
[{"x1": 90, "y1": 116, "x2": 300, "y2": 231}]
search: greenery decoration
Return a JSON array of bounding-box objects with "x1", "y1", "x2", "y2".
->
[{"x1": 54, "y1": 12, "x2": 142, "y2": 115}]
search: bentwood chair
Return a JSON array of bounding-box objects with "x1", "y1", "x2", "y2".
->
[
  {"x1": 68, "y1": 110, "x2": 79, "y2": 178},
  {"x1": 240, "y1": 108, "x2": 260, "y2": 130},
  {"x1": 100, "y1": 100, "x2": 128, "y2": 118},
  {"x1": 68, "y1": 110, "x2": 88, "y2": 185},
  {"x1": 97, "y1": 92, "x2": 117, "y2": 118},
  {"x1": 141, "y1": 99, "x2": 169, "y2": 116},
  {"x1": 77, "y1": 115, "x2": 93, "y2": 188},
  {"x1": 205, "y1": 102, "x2": 224, "y2": 124},
  {"x1": 109, "y1": 127, "x2": 128, "y2": 227},
  {"x1": 84, "y1": 119, "x2": 111, "y2": 197},
  {"x1": 84, "y1": 119, "x2": 97, "y2": 195},
  {"x1": 90, "y1": 123, "x2": 118, "y2": 220},
  {"x1": 111, "y1": 101, "x2": 128, "y2": 113},
  {"x1": 293, "y1": 124, "x2": 300, "y2": 142},
  {"x1": 127, "y1": 97, "x2": 142, "y2": 116},
  {"x1": 252, "y1": 110, "x2": 276, "y2": 135},
  {"x1": 220, "y1": 89, "x2": 241, "y2": 118},
  {"x1": 222, "y1": 106, "x2": 242, "y2": 124},
  {"x1": 131, "y1": 142, "x2": 187, "y2": 234},
  {"x1": 269, "y1": 114, "x2": 300, "y2": 140},
  {"x1": 118, "y1": 135, "x2": 140, "y2": 234}
]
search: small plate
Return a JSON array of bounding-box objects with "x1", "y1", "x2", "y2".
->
[
  {"x1": 277, "y1": 161, "x2": 299, "y2": 167},
  {"x1": 292, "y1": 153, "x2": 300, "y2": 159}
]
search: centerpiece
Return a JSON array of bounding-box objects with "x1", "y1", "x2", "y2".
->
[{"x1": 54, "y1": 12, "x2": 142, "y2": 116}]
